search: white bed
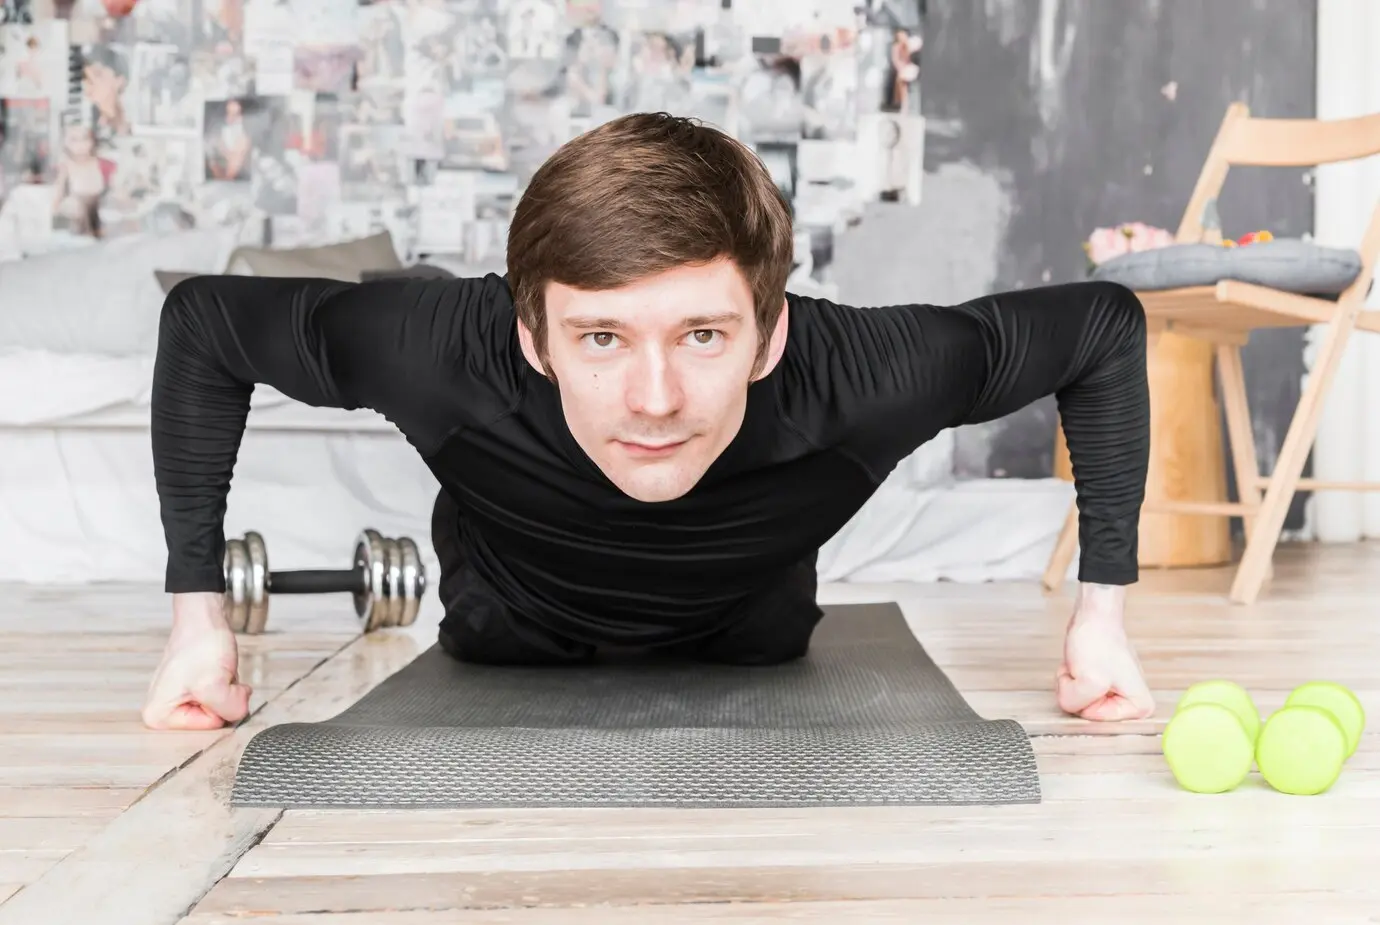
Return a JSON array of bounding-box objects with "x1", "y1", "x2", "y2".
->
[{"x1": 0, "y1": 227, "x2": 1076, "y2": 588}]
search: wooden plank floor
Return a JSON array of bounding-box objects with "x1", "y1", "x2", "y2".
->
[{"x1": 1, "y1": 543, "x2": 1377, "y2": 924}]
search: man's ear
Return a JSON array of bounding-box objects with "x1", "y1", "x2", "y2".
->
[
  {"x1": 516, "y1": 317, "x2": 548, "y2": 376},
  {"x1": 752, "y1": 296, "x2": 790, "y2": 381}
]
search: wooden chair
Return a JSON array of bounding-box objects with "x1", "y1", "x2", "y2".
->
[{"x1": 1043, "y1": 101, "x2": 1380, "y2": 604}]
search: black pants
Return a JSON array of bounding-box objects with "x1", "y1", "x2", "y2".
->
[{"x1": 431, "y1": 488, "x2": 824, "y2": 667}]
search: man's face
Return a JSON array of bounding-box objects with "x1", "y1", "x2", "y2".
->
[{"x1": 519, "y1": 258, "x2": 788, "y2": 503}]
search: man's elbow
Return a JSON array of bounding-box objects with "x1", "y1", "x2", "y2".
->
[
  {"x1": 162, "y1": 274, "x2": 213, "y2": 315},
  {"x1": 1086, "y1": 280, "x2": 1147, "y2": 350},
  {"x1": 155, "y1": 275, "x2": 219, "y2": 367}
]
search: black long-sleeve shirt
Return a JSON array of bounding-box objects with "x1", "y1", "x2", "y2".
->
[{"x1": 151, "y1": 274, "x2": 1148, "y2": 643}]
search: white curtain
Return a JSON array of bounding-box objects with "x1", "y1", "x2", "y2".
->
[{"x1": 1310, "y1": 0, "x2": 1380, "y2": 541}]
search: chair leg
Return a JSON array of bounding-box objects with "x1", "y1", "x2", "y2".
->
[
  {"x1": 1215, "y1": 344, "x2": 1268, "y2": 578},
  {"x1": 1042, "y1": 500, "x2": 1078, "y2": 591},
  {"x1": 1230, "y1": 316, "x2": 1359, "y2": 604}
]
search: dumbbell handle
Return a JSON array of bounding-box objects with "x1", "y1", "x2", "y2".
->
[{"x1": 267, "y1": 567, "x2": 367, "y2": 595}]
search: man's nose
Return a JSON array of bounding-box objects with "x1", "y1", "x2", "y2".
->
[{"x1": 626, "y1": 349, "x2": 683, "y2": 417}]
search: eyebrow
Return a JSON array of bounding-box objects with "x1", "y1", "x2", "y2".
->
[{"x1": 562, "y1": 311, "x2": 745, "y2": 331}]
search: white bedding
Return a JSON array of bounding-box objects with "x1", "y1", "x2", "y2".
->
[
  {"x1": 0, "y1": 345, "x2": 440, "y2": 584},
  {"x1": 0, "y1": 425, "x2": 442, "y2": 584},
  {"x1": 0, "y1": 225, "x2": 252, "y2": 356},
  {"x1": 0, "y1": 348, "x2": 394, "y2": 431}
]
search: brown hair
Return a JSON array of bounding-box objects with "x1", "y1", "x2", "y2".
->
[{"x1": 506, "y1": 112, "x2": 795, "y2": 377}]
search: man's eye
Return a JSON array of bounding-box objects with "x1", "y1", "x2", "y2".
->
[
  {"x1": 689, "y1": 330, "x2": 720, "y2": 346},
  {"x1": 586, "y1": 332, "x2": 617, "y2": 348}
]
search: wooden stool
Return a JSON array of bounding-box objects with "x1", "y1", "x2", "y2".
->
[{"x1": 1053, "y1": 328, "x2": 1232, "y2": 569}]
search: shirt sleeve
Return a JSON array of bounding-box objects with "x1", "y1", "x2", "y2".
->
[
  {"x1": 150, "y1": 273, "x2": 512, "y2": 594},
  {"x1": 812, "y1": 280, "x2": 1149, "y2": 585}
]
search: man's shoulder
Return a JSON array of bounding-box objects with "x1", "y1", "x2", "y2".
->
[
  {"x1": 781, "y1": 289, "x2": 865, "y2": 368},
  {"x1": 771, "y1": 291, "x2": 861, "y2": 443},
  {"x1": 775, "y1": 291, "x2": 928, "y2": 446},
  {"x1": 441, "y1": 270, "x2": 515, "y2": 314},
  {"x1": 419, "y1": 271, "x2": 516, "y2": 344},
  {"x1": 395, "y1": 271, "x2": 526, "y2": 429},
  {"x1": 447, "y1": 271, "x2": 522, "y2": 365}
]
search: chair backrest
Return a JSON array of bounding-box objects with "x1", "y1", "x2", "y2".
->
[{"x1": 1176, "y1": 102, "x2": 1380, "y2": 305}]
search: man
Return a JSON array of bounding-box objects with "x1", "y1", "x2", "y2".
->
[{"x1": 141, "y1": 112, "x2": 1154, "y2": 732}]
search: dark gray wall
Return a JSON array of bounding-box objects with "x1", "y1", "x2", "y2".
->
[{"x1": 831, "y1": 0, "x2": 1316, "y2": 529}]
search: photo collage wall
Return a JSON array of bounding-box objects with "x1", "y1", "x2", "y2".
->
[{"x1": 0, "y1": 0, "x2": 925, "y2": 294}]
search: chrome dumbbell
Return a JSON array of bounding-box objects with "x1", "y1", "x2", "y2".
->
[{"x1": 222, "y1": 529, "x2": 426, "y2": 634}]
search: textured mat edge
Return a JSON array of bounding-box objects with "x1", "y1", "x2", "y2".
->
[{"x1": 229, "y1": 720, "x2": 1042, "y2": 809}]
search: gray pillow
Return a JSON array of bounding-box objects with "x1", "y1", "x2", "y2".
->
[
  {"x1": 154, "y1": 261, "x2": 458, "y2": 294},
  {"x1": 361, "y1": 263, "x2": 457, "y2": 281},
  {"x1": 1091, "y1": 238, "x2": 1363, "y2": 295},
  {"x1": 223, "y1": 230, "x2": 404, "y2": 281}
]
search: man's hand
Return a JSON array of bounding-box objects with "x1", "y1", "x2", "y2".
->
[
  {"x1": 142, "y1": 592, "x2": 253, "y2": 730},
  {"x1": 1055, "y1": 583, "x2": 1155, "y2": 722}
]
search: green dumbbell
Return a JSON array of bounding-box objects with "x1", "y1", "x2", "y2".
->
[
  {"x1": 1255, "y1": 681, "x2": 1366, "y2": 796},
  {"x1": 1162, "y1": 680, "x2": 1262, "y2": 793}
]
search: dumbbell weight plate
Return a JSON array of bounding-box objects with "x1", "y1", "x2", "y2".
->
[
  {"x1": 354, "y1": 529, "x2": 388, "y2": 632},
  {"x1": 377, "y1": 536, "x2": 404, "y2": 630},
  {"x1": 350, "y1": 530, "x2": 427, "y2": 632},
  {"x1": 396, "y1": 536, "x2": 424, "y2": 628},
  {"x1": 374, "y1": 536, "x2": 415, "y2": 630},
  {"x1": 222, "y1": 532, "x2": 270, "y2": 634},
  {"x1": 223, "y1": 538, "x2": 249, "y2": 633},
  {"x1": 243, "y1": 531, "x2": 269, "y2": 634},
  {"x1": 379, "y1": 535, "x2": 424, "y2": 629}
]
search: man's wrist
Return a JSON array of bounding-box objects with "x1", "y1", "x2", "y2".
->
[
  {"x1": 1072, "y1": 582, "x2": 1126, "y2": 625},
  {"x1": 171, "y1": 591, "x2": 230, "y2": 634}
]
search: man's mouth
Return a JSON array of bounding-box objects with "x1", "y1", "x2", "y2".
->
[{"x1": 616, "y1": 438, "x2": 689, "y2": 458}]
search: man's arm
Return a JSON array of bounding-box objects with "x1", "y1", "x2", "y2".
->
[
  {"x1": 953, "y1": 279, "x2": 1150, "y2": 585},
  {"x1": 821, "y1": 279, "x2": 1149, "y2": 586},
  {"x1": 143, "y1": 271, "x2": 511, "y2": 731},
  {"x1": 151, "y1": 273, "x2": 504, "y2": 594},
  {"x1": 811, "y1": 279, "x2": 1153, "y2": 720}
]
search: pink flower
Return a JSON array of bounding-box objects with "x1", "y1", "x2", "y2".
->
[
  {"x1": 1085, "y1": 226, "x2": 1132, "y2": 265},
  {"x1": 1124, "y1": 222, "x2": 1175, "y2": 252},
  {"x1": 1083, "y1": 222, "x2": 1175, "y2": 265}
]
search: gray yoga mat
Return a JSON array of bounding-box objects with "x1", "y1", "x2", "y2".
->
[{"x1": 230, "y1": 602, "x2": 1041, "y2": 808}]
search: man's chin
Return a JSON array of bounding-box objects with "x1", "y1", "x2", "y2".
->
[
  {"x1": 623, "y1": 483, "x2": 693, "y2": 503},
  {"x1": 603, "y1": 458, "x2": 702, "y2": 503}
]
